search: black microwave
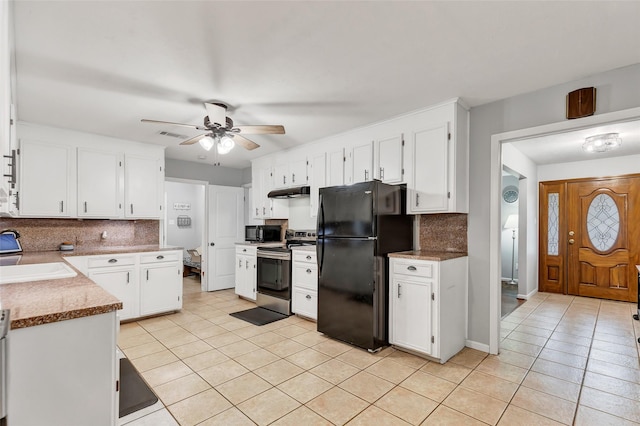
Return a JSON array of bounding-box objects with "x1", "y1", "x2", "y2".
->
[{"x1": 245, "y1": 225, "x2": 282, "y2": 243}]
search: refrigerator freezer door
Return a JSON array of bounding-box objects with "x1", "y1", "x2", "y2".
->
[
  {"x1": 318, "y1": 182, "x2": 375, "y2": 238},
  {"x1": 317, "y1": 237, "x2": 387, "y2": 350}
]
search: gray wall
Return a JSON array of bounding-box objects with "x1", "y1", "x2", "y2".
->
[
  {"x1": 242, "y1": 167, "x2": 252, "y2": 185},
  {"x1": 165, "y1": 158, "x2": 245, "y2": 186},
  {"x1": 468, "y1": 63, "x2": 640, "y2": 346}
]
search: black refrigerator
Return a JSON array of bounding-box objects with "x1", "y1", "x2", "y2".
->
[{"x1": 316, "y1": 181, "x2": 413, "y2": 351}]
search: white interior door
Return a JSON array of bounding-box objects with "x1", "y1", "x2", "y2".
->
[{"x1": 207, "y1": 185, "x2": 244, "y2": 291}]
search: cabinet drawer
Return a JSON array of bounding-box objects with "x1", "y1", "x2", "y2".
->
[
  {"x1": 87, "y1": 255, "x2": 136, "y2": 268},
  {"x1": 292, "y1": 250, "x2": 317, "y2": 264},
  {"x1": 140, "y1": 252, "x2": 180, "y2": 264},
  {"x1": 392, "y1": 259, "x2": 435, "y2": 279},
  {"x1": 236, "y1": 246, "x2": 257, "y2": 256},
  {"x1": 292, "y1": 288, "x2": 317, "y2": 320},
  {"x1": 292, "y1": 264, "x2": 318, "y2": 290}
]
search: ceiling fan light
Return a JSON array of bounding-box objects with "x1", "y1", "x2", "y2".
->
[
  {"x1": 199, "y1": 136, "x2": 215, "y2": 151},
  {"x1": 582, "y1": 133, "x2": 621, "y2": 153},
  {"x1": 217, "y1": 135, "x2": 235, "y2": 154}
]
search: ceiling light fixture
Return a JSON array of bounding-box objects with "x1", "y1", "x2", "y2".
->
[
  {"x1": 198, "y1": 135, "x2": 215, "y2": 151},
  {"x1": 217, "y1": 135, "x2": 235, "y2": 154},
  {"x1": 582, "y1": 132, "x2": 622, "y2": 153}
]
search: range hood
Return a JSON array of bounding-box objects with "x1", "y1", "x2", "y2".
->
[{"x1": 267, "y1": 186, "x2": 311, "y2": 199}]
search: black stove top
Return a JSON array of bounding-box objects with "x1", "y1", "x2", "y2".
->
[{"x1": 258, "y1": 229, "x2": 316, "y2": 252}]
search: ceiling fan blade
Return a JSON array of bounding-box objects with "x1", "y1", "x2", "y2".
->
[
  {"x1": 141, "y1": 119, "x2": 207, "y2": 131},
  {"x1": 233, "y1": 134, "x2": 260, "y2": 150},
  {"x1": 234, "y1": 125, "x2": 285, "y2": 135},
  {"x1": 204, "y1": 102, "x2": 227, "y2": 127},
  {"x1": 179, "y1": 133, "x2": 208, "y2": 145}
]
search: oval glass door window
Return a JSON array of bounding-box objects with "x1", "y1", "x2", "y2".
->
[{"x1": 587, "y1": 194, "x2": 619, "y2": 251}]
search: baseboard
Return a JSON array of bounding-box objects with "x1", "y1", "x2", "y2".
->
[
  {"x1": 465, "y1": 339, "x2": 489, "y2": 354},
  {"x1": 517, "y1": 287, "x2": 538, "y2": 300}
]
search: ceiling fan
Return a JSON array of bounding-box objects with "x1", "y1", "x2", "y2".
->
[{"x1": 141, "y1": 102, "x2": 285, "y2": 156}]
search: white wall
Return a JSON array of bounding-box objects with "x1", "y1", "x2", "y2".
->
[
  {"x1": 468, "y1": 63, "x2": 640, "y2": 346},
  {"x1": 538, "y1": 153, "x2": 640, "y2": 182},
  {"x1": 165, "y1": 181, "x2": 205, "y2": 257},
  {"x1": 503, "y1": 143, "x2": 539, "y2": 299},
  {"x1": 287, "y1": 197, "x2": 316, "y2": 230},
  {"x1": 165, "y1": 158, "x2": 244, "y2": 187},
  {"x1": 500, "y1": 175, "x2": 519, "y2": 280}
]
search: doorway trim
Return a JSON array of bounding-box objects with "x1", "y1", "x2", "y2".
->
[{"x1": 489, "y1": 106, "x2": 640, "y2": 355}]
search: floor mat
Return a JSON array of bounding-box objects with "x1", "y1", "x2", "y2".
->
[
  {"x1": 119, "y1": 357, "x2": 158, "y2": 418},
  {"x1": 230, "y1": 307, "x2": 288, "y2": 326}
]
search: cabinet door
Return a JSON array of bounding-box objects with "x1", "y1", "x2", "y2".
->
[
  {"x1": 19, "y1": 140, "x2": 73, "y2": 217},
  {"x1": 247, "y1": 254, "x2": 257, "y2": 300},
  {"x1": 391, "y1": 277, "x2": 433, "y2": 355},
  {"x1": 251, "y1": 168, "x2": 262, "y2": 220},
  {"x1": 327, "y1": 148, "x2": 344, "y2": 187},
  {"x1": 125, "y1": 155, "x2": 160, "y2": 218},
  {"x1": 289, "y1": 158, "x2": 307, "y2": 187},
  {"x1": 235, "y1": 253, "x2": 247, "y2": 298},
  {"x1": 349, "y1": 142, "x2": 373, "y2": 184},
  {"x1": 140, "y1": 264, "x2": 181, "y2": 316},
  {"x1": 272, "y1": 163, "x2": 289, "y2": 189},
  {"x1": 260, "y1": 167, "x2": 273, "y2": 218},
  {"x1": 309, "y1": 152, "x2": 326, "y2": 218},
  {"x1": 88, "y1": 267, "x2": 137, "y2": 320},
  {"x1": 410, "y1": 123, "x2": 449, "y2": 213},
  {"x1": 77, "y1": 148, "x2": 122, "y2": 218},
  {"x1": 376, "y1": 134, "x2": 403, "y2": 183}
]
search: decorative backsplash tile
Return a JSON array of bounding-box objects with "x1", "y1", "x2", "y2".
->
[
  {"x1": 419, "y1": 213, "x2": 467, "y2": 253},
  {"x1": 0, "y1": 218, "x2": 159, "y2": 252}
]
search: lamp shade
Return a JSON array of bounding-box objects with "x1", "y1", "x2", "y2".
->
[
  {"x1": 217, "y1": 135, "x2": 235, "y2": 154},
  {"x1": 504, "y1": 214, "x2": 519, "y2": 230},
  {"x1": 198, "y1": 136, "x2": 215, "y2": 151}
]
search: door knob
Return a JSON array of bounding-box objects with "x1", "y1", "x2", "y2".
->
[
  {"x1": 569, "y1": 239, "x2": 575, "y2": 244},
  {"x1": 569, "y1": 231, "x2": 575, "y2": 236},
  {"x1": 210, "y1": 242, "x2": 215, "y2": 246}
]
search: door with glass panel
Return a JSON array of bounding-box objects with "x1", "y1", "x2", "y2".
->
[{"x1": 539, "y1": 176, "x2": 640, "y2": 302}]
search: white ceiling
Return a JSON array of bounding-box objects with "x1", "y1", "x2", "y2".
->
[{"x1": 11, "y1": 1, "x2": 640, "y2": 169}]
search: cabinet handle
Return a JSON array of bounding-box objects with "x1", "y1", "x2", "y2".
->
[
  {"x1": 263, "y1": 207, "x2": 266, "y2": 215},
  {"x1": 126, "y1": 271, "x2": 130, "y2": 283},
  {"x1": 255, "y1": 208, "x2": 259, "y2": 215},
  {"x1": 306, "y1": 268, "x2": 312, "y2": 274},
  {"x1": 283, "y1": 176, "x2": 286, "y2": 185},
  {"x1": 306, "y1": 255, "x2": 312, "y2": 260},
  {"x1": 398, "y1": 283, "x2": 402, "y2": 298},
  {"x1": 416, "y1": 194, "x2": 420, "y2": 207},
  {"x1": 156, "y1": 255, "x2": 164, "y2": 260},
  {"x1": 306, "y1": 294, "x2": 311, "y2": 300},
  {"x1": 60, "y1": 200, "x2": 64, "y2": 212},
  {"x1": 84, "y1": 201, "x2": 87, "y2": 213},
  {"x1": 246, "y1": 260, "x2": 249, "y2": 269},
  {"x1": 364, "y1": 170, "x2": 368, "y2": 181},
  {"x1": 130, "y1": 204, "x2": 134, "y2": 215},
  {"x1": 146, "y1": 270, "x2": 149, "y2": 280},
  {"x1": 108, "y1": 259, "x2": 118, "y2": 263},
  {"x1": 380, "y1": 167, "x2": 385, "y2": 180},
  {"x1": 243, "y1": 248, "x2": 247, "y2": 252},
  {"x1": 407, "y1": 266, "x2": 417, "y2": 271},
  {"x1": 292, "y1": 173, "x2": 295, "y2": 183},
  {"x1": 239, "y1": 259, "x2": 242, "y2": 268}
]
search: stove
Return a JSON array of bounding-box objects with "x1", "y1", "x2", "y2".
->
[{"x1": 255, "y1": 230, "x2": 316, "y2": 315}]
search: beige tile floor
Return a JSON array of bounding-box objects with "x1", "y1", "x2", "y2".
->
[{"x1": 119, "y1": 277, "x2": 640, "y2": 425}]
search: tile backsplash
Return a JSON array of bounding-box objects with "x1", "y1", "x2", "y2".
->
[
  {"x1": 0, "y1": 218, "x2": 159, "y2": 252},
  {"x1": 419, "y1": 213, "x2": 467, "y2": 253}
]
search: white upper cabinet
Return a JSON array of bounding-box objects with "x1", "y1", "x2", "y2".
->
[
  {"x1": 272, "y1": 162, "x2": 289, "y2": 190},
  {"x1": 77, "y1": 148, "x2": 123, "y2": 218},
  {"x1": 273, "y1": 154, "x2": 307, "y2": 189},
  {"x1": 19, "y1": 139, "x2": 74, "y2": 217},
  {"x1": 309, "y1": 152, "x2": 326, "y2": 218},
  {"x1": 406, "y1": 100, "x2": 469, "y2": 214},
  {"x1": 251, "y1": 159, "x2": 288, "y2": 220},
  {"x1": 124, "y1": 155, "x2": 162, "y2": 219},
  {"x1": 348, "y1": 141, "x2": 373, "y2": 184},
  {"x1": 375, "y1": 134, "x2": 404, "y2": 184},
  {"x1": 289, "y1": 157, "x2": 307, "y2": 187},
  {"x1": 327, "y1": 147, "x2": 345, "y2": 187}
]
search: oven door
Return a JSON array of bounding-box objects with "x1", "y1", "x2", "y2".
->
[{"x1": 256, "y1": 252, "x2": 291, "y2": 300}]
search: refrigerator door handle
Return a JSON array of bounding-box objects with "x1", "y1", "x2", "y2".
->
[
  {"x1": 317, "y1": 239, "x2": 324, "y2": 276},
  {"x1": 316, "y1": 194, "x2": 324, "y2": 237}
]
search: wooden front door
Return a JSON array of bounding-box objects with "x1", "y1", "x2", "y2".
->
[{"x1": 539, "y1": 175, "x2": 640, "y2": 302}]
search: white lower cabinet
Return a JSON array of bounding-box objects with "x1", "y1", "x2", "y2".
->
[
  {"x1": 66, "y1": 250, "x2": 182, "y2": 321},
  {"x1": 389, "y1": 255, "x2": 468, "y2": 363},
  {"x1": 235, "y1": 246, "x2": 257, "y2": 301},
  {"x1": 291, "y1": 248, "x2": 318, "y2": 320}
]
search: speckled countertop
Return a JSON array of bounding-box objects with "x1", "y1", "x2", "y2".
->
[
  {"x1": 0, "y1": 245, "x2": 180, "y2": 330},
  {"x1": 388, "y1": 250, "x2": 468, "y2": 261}
]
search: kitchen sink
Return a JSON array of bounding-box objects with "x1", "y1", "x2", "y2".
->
[{"x1": 0, "y1": 262, "x2": 78, "y2": 285}]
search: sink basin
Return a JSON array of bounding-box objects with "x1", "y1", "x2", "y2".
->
[{"x1": 0, "y1": 262, "x2": 78, "y2": 284}]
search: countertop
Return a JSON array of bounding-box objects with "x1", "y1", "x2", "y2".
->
[
  {"x1": 388, "y1": 250, "x2": 468, "y2": 261},
  {"x1": 0, "y1": 245, "x2": 180, "y2": 330},
  {"x1": 235, "y1": 241, "x2": 284, "y2": 247}
]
